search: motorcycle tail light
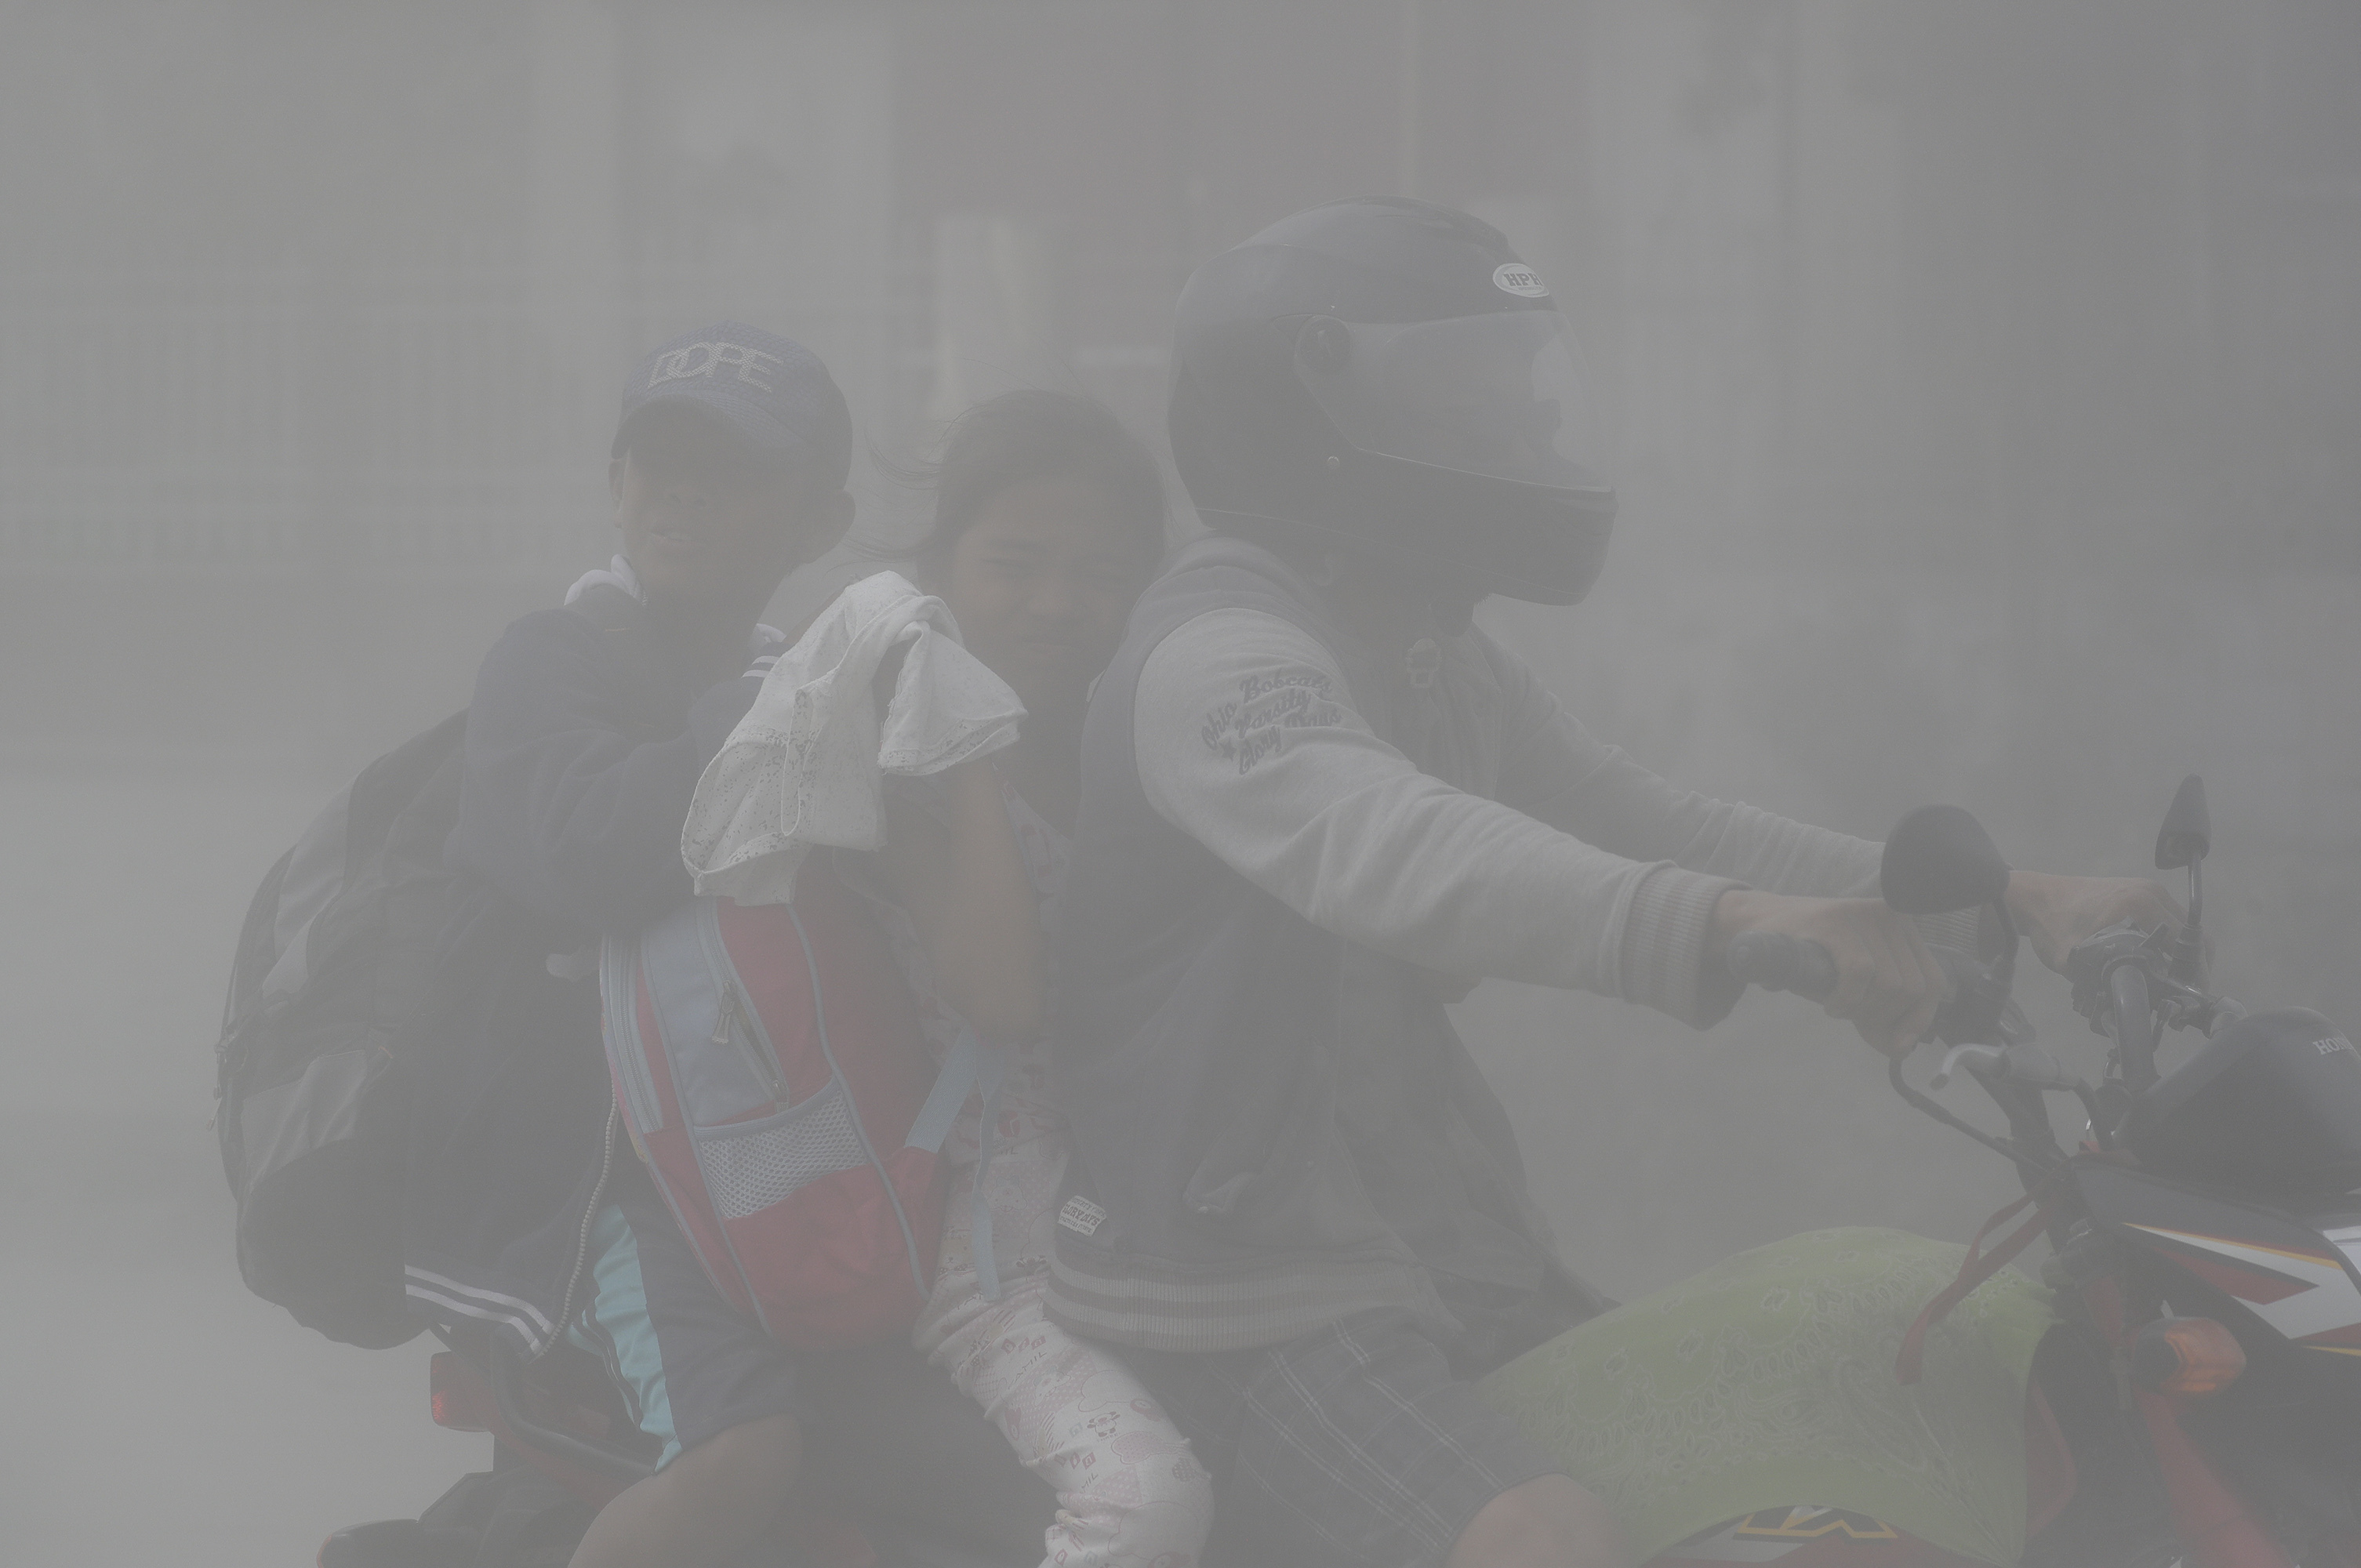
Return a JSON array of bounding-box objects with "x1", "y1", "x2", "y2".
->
[
  {"x1": 2130, "y1": 1316, "x2": 2247, "y2": 1396},
  {"x1": 429, "y1": 1350, "x2": 495, "y2": 1432}
]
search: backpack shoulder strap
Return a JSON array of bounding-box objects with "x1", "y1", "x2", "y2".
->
[
  {"x1": 561, "y1": 580, "x2": 692, "y2": 721},
  {"x1": 904, "y1": 1026, "x2": 1000, "y2": 1157},
  {"x1": 563, "y1": 581, "x2": 654, "y2": 662},
  {"x1": 904, "y1": 1025, "x2": 1011, "y2": 1300}
]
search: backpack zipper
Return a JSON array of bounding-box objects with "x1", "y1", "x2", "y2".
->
[
  {"x1": 713, "y1": 985, "x2": 786, "y2": 1103},
  {"x1": 536, "y1": 1101, "x2": 619, "y2": 1363},
  {"x1": 694, "y1": 900, "x2": 789, "y2": 1106}
]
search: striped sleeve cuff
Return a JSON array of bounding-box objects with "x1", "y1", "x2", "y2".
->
[
  {"x1": 1620, "y1": 866, "x2": 1746, "y2": 1028},
  {"x1": 1912, "y1": 907, "x2": 1983, "y2": 955}
]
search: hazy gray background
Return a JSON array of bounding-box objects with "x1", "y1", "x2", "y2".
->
[{"x1": 2, "y1": 2, "x2": 2355, "y2": 1561}]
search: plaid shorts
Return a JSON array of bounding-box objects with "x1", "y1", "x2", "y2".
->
[{"x1": 1123, "y1": 1308, "x2": 1567, "y2": 1568}]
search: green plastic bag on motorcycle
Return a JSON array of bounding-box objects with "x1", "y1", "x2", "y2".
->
[{"x1": 1477, "y1": 1227, "x2": 2056, "y2": 1567}]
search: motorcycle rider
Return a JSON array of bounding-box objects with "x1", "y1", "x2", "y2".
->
[{"x1": 1045, "y1": 198, "x2": 2181, "y2": 1568}]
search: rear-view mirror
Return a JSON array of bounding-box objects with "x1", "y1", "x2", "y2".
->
[
  {"x1": 1881, "y1": 804, "x2": 2012, "y2": 915},
  {"x1": 2155, "y1": 774, "x2": 2210, "y2": 870}
]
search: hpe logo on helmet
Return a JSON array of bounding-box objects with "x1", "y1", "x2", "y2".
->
[
  {"x1": 648, "y1": 340, "x2": 783, "y2": 394},
  {"x1": 1492, "y1": 264, "x2": 1549, "y2": 299}
]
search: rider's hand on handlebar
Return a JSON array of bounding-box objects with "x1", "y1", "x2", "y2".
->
[
  {"x1": 1710, "y1": 891, "x2": 1945, "y2": 1058},
  {"x1": 2003, "y1": 870, "x2": 2186, "y2": 975}
]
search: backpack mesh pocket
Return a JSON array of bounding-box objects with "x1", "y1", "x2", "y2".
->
[{"x1": 694, "y1": 1084, "x2": 870, "y2": 1220}]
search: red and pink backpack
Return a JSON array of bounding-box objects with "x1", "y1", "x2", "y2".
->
[{"x1": 598, "y1": 858, "x2": 987, "y2": 1348}]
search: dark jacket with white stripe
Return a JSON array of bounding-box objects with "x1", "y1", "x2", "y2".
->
[
  {"x1": 398, "y1": 583, "x2": 765, "y2": 1352},
  {"x1": 1045, "y1": 537, "x2": 1956, "y2": 1363},
  {"x1": 1046, "y1": 539, "x2": 1611, "y2": 1365}
]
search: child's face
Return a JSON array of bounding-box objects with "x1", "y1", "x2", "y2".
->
[
  {"x1": 936, "y1": 475, "x2": 1156, "y2": 725},
  {"x1": 610, "y1": 409, "x2": 849, "y2": 617}
]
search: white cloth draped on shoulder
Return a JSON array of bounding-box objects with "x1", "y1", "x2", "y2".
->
[{"x1": 681, "y1": 569, "x2": 1026, "y2": 906}]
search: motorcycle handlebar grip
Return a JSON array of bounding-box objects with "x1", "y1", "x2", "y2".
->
[{"x1": 1726, "y1": 931, "x2": 1840, "y2": 1002}]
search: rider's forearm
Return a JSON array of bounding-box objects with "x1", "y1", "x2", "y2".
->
[
  {"x1": 1487, "y1": 644, "x2": 1885, "y2": 898},
  {"x1": 1487, "y1": 648, "x2": 1980, "y2": 958},
  {"x1": 1134, "y1": 611, "x2": 1966, "y2": 1027},
  {"x1": 1135, "y1": 612, "x2": 1738, "y2": 1018}
]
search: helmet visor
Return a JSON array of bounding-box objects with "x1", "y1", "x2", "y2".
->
[{"x1": 1291, "y1": 310, "x2": 1608, "y2": 494}]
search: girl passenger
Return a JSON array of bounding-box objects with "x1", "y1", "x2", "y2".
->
[{"x1": 872, "y1": 390, "x2": 1209, "y2": 1568}]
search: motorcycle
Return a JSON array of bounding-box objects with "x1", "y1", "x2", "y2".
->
[
  {"x1": 323, "y1": 777, "x2": 2361, "y2": 1568},
  {"x1": 1713, "y1": 776, "x2": 2361, "y2": 1567}
]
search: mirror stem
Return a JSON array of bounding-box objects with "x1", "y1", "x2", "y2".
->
[
  {"x1": 1985, "y1": 897, "x2": 2018, "y2": 987},
  {"x1": 2172, "y1": 857, "x2": 2206, "y2": 986}
]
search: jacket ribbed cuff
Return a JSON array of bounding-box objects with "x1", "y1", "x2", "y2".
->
[
  {"x1": 1621, "y1": 866, "x2": 1746, "y2": 1028},
  {"x1": 1913, "y1": 907, "x2": 1983, "y2": 956}
]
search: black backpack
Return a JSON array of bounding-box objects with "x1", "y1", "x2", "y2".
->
[
  {"x1": 216, "y1": 710, "x2": 470, "y2": 1348},
  {"x1": 217, "y1": 586, "x2": 663, "y2": 1348}
]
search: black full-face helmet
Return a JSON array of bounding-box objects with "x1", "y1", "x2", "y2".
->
[{"x1": 1169, "y1": 197, "x2": 1616, "y2": 605}]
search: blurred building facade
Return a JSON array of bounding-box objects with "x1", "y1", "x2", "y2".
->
[{"x1": 6, "y1": 2, "x2": 2354, "y2": 565}]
